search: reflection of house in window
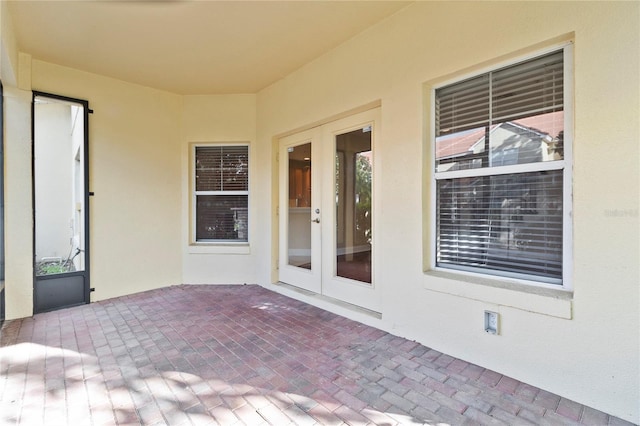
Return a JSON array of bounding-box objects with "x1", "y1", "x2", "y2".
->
[
  {"x1": 436, "y1": 111, "x2": 564, "y2": 171},
  {"x1": 436, "y1": 111, "x2": 564, "y2": 281}
]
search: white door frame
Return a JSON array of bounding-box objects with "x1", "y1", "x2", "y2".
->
[
  {"x1": 278, "y1": 127, "x2": 322, "y2": 293},
  {"x1": 320, "y1": 109, "x2": 380, "y2": 311},
  {"x1": 278, "y1": 108, "x2": 381, "y2": 312}
]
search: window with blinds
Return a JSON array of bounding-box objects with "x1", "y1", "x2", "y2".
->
[
  {"x1": 433, "y1": 48, "x2": 570, "y2": 285},
  {"x1": 194, "y1": 145, "x2": 249, "y2": 242}
]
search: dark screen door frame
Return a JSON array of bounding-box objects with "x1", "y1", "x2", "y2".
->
[{"x1": 32, "y1": 91, "x2": 91, "y2": 314}]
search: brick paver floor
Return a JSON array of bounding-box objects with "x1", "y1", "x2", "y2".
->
[{"x1": 0, "y1": 285, "x2": 635, "y2": 425}]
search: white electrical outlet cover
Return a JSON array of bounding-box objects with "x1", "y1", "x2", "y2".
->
[{"x1": 484, "y1": 311, "x2": 499, "y2": 334}]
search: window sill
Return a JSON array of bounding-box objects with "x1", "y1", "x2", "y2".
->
[
  {"x1": 188, "y1": 243, "x2": 250, "y2": 255},
  {"x1": 423, "y1": 269, "x2": 572, "y2": 319}
]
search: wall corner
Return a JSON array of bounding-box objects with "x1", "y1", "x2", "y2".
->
[{"x1": 17, "y1": 52, "x2": 31, "y2": 91}]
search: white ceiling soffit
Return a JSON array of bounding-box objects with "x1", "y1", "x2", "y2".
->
[{"x1": 8, "y1": 1, "x2": 410, "y2": 95}]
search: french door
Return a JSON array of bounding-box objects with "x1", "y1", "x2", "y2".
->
[{"x1": 279, "y1": 108, "x2": 380, "y2": 312}]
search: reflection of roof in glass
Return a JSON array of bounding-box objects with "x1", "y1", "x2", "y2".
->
[
  {"x1": 436, "y1": 111, "x2": 563, "y2": 159},
  {"x1": 436, "y1": 127, "x2": 489, "y2": 159}
]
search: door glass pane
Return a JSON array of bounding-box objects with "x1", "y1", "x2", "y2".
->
[
  {"x1": 287, "y1": 143, "x2": 312, "y2": 269},
  {"x1": 335, "y1": 127, "x2": 372, "y2": 283},
  {"x1": 35, "y1": 97, "x2": 85, "y2": 276}
]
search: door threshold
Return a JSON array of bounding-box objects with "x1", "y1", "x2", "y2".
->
[{"x1": 271, "y1": 281, "x2": 382, "y2": 321}]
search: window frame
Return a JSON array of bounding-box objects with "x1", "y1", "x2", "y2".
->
[
  {"x1": 191, "y1": 142, "x2": 250, "y2": 245},
  {"x1": 429, "y1": 43, "x2": 573, "y2": 290}
]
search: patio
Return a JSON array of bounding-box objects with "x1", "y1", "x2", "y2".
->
[{"x1": 0, "y1": 285, "x2": 633, "y2": 425}]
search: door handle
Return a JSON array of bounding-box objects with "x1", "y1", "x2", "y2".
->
[{"x1": 312, "y1": 218, "x2": 320, "y2": 223}]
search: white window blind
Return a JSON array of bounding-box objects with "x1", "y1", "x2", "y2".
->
[
  {"x1": 437, "y1": 170, "x2": 563, "y2": 282},
  {"x1": 434, "y1": 49, "x2": 568, "y2": 285},
  {"x1": 436, "y1": 74, "x2": 490, "y2": 136},
  {"x1": 436, "y1": 50, "x2": 563, "y2": 137},
  {"x1": 194, "y1": 145, "x2": 249, "y2": 242},
  {"x1": 195, "y1": 146, "x2": 249, "y2": 192}
]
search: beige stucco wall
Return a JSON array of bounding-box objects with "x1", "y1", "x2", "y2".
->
[
  {"x1": 1, "y1": 66, "x2": 259, "y2": 317},
  {"x1": 0, "y1": 1, "x2": 18, "y2": 86},
  {"x1": 256, "y1": 2, "x2": 639, "y2": 422},
  {"x1": 3, "y1": 86, "x2": 33, "y2": 319},
  {"x1": 27, "y1": 60, "x2": 184, "y2": 303},
  {"x1": 181, "y1": 94, "x2": 258, "y2": 284}
]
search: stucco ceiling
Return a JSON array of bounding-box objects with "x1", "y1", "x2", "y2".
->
[{"x1": 8, "y1": 1, "x2": 410, "y2": 95}]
